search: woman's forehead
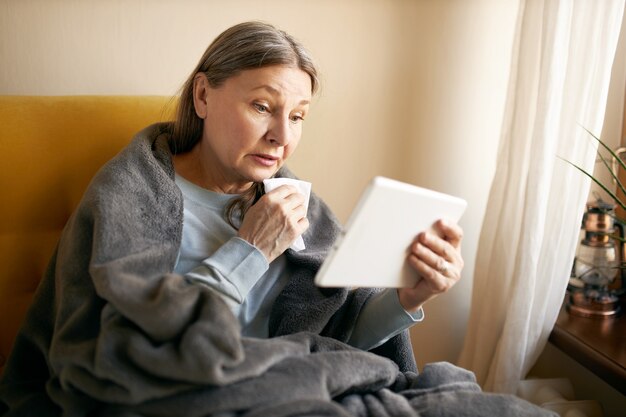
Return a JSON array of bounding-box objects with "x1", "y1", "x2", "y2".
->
[{"x1": 226, "y1": 65, "x2": 313, "y2": 100}]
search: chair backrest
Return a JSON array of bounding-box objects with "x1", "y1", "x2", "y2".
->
[{"x1": 0, "y1": 95, "x2": 174, "y2": 376}]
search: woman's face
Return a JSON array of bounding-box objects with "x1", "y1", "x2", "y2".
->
[{"x1": 193, "y1": 65, "x2": 312, "y2": 194}]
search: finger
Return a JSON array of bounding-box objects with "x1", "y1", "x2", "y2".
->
[
  {"x1": 297, "y1": 216, "x2": 310, "y2": 233},
  {"x1": 290, "y1": 204, "x2": 308, "y2": 221},
  {"x1": 410, "y1": 241, "x2": 457, "y2": 277},
  {"x1": 417, "y1": 232, "x2": 461, "y2": 265},
  {"x1": 266, "y1": 184, "x2": 300, "y2": 199},
  {"x1": 434, "y1": 219, "x2": 463, "y2": 248},
  {"x1": 272, "y1": 185, "x2": 306, "y2": 207},
  {"x1": 264, "y1": 186, "x2": 305, "y2": 211},
  {"x1": 282, "y1": 191, "x2": 306, "y2": 210},
  {"x1": 284, "y1": 208, "x2": 309, "y2": 239},
  {"x1": 407, "y1": 254, "x2": 455, "y2": 292}
]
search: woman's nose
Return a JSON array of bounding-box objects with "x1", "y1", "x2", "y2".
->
[{"x1": 266, "y1": 117, "x2": 291, "y2": 146}]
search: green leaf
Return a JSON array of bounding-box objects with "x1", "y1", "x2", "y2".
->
[
  {"x1": 596, "y1": 148, "x2": 626, "y2": 202},
  {"x1": 557, "y1": 156, "x2": 626, "y2": 211},
  {"x1": 579, "y1": 124, "x2": 626, "y2": 174},
  {"x1": 609, "y1": 212, "x2": 626, "y2": 226}
]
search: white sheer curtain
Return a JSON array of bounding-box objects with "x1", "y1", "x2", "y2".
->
[{"x1": 457, "y1": 0, "x2": 625, "y2": 394}]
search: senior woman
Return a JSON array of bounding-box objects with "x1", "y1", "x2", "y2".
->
[
  {"x1": 0, "y1": 21, "x2": 465, "y2": 415},
  {"x1": 170, "y1": 22, "x2": 464, "y2": 348}
]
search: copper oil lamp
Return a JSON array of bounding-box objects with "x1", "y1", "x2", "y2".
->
[{"x1": 568, "y1": 199, "x2": 624, "y2": 318}]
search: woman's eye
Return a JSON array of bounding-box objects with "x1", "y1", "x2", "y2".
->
[
  {"x1": 290, "y1": 114, "x2": 304, "y2": 123},
  {"x1": 253, "y1": 103, "x2": 269, "y2": 113}
]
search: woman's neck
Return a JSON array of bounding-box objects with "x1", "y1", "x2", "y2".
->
[{"x1": 172, "y1": 148, "x2": 252, "y2": 194}]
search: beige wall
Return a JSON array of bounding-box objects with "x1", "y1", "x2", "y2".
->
[
  {"x1": 0, "y1": 0, "x2": 518, "y2": 369},
  {"x1": 401, "y1": 0, "x2": 517, "y2": 366}
]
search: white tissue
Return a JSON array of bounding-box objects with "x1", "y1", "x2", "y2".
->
[{"x1": 262, "y1": 178, "x2": 311, "y2": 252}]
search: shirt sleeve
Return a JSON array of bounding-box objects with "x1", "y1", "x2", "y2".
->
[
  {"x1": 183, "y1": 237, "x2": 269, "y2": 306},
  {"x1": 347, "y1": 288, "x2": 424, "y2": 351}
]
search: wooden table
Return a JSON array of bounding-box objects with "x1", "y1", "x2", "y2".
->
[{"x1": 549, "y1": 301, "x2": 626, "y2": 394}]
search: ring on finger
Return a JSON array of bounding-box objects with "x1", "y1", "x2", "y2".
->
[{"x1": 438, "y1": 259, "x2": 451, "y2": 275}]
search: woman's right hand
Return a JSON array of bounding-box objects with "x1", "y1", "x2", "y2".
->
[{"x1": 237, "y1": 185, "x2": 309, "y2": 263}]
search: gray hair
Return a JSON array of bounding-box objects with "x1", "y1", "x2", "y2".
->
[{"x1": 171, "y1": 21, "x2": 319, "y2": 154}]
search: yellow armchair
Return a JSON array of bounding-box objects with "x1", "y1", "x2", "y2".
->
[{"x1": 0, "y1": 95, "x2": 173, "y2": 376}]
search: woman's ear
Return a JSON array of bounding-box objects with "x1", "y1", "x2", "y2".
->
[{"x1": 192, "y1": 73, "x2": 209, "y2": 119}]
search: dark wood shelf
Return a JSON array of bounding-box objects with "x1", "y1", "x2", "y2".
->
[{"x1": 549, "y1": 300, "x2": 626, "y2": 394}]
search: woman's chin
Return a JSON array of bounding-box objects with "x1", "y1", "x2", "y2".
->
[{"x1": 248, "y1": 166, "x2": 281, "y2": 182}]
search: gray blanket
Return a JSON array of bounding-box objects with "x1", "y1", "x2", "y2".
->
[{"x1": 0, "y1": 123, "x2": 554, "y2": 416}]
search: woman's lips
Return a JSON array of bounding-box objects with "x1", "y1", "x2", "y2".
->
[{"x1": 251, "y1": 154, "x2": 279, "y2": 167}]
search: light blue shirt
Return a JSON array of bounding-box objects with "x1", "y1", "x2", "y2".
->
[{"x1": 173, "y1": 175, "x2": 423, "y2": 350}]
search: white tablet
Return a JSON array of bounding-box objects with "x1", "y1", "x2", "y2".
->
[{"x1": 314, "y1": 176, "x2": 467, "y2": 288}]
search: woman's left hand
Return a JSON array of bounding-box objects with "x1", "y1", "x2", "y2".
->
[{"x1": 398, "y1": 219, "x2": 464, "y2": 313}]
